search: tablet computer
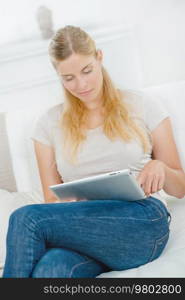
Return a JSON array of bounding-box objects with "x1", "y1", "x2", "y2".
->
[{"x1": 49, "y1": 169, "x2": 147, "y2": 201}]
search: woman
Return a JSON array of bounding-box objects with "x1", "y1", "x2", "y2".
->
[{"x1": 3, "y1": 25, "x2": 185, "y2": 278}]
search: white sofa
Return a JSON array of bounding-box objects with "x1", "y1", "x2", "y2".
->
[{"x1": 0, "y1": 81, "x2": 185, "y2": 278}]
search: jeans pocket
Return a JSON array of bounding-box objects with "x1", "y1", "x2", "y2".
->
[{"x1": 149, "y1": 231, "x2": 170, "y2": 262}]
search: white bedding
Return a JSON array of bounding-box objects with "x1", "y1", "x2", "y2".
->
[{"x1": 0, "y1": 189, "x2": 185, "y2": 278}]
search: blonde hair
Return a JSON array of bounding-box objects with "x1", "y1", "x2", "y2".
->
[{"x1": 49, "y1": 25, "x2": 151, "y2": 164}]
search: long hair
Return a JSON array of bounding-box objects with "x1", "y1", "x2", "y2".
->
[{"x1": 49, "y1": 25, "x2": 151, "y2": 164}]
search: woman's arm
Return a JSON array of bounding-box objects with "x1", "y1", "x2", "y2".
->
[
  {"x1": 33, "y1": 140, "x2": 63, "y2": 203},
  {"x1": 163, "y1": 163, "x2": 185, "y2": 198},
  {"x1": 137, "y1": 117, "x2": 185, "y2": 198},
  {"x1": 33, "y1": 140, "x2": 86, "y2": 203}
]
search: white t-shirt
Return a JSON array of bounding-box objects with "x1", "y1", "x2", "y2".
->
[{"x1": 31, "y1": 89, "x2": 170, "y2": 206}]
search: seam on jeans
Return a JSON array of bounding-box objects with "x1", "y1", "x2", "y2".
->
[
  {"x1": 36, "y1": 216, "x2": 163, "y2": 222},
  {"x1": 25, "y1": 215, "x2": 163, "y2": 223},
  {"x1": 24, "y1": 217, "x2": 57, "y2": 229},
  {"x1": 148, "y1": 198, "x2": 167, "y2": 217},
  {"x1": 71, "y1": 216, "x2": 162, "y2": 221},
  {"x1": 148, "y1": 231, "x2": 169, "y2": 262},
  {"x1": 20, "y1": 217, "x2": 57, "y2": 274},
  {"x1": 68, "y1": 259, "x2": 93, "y2": 278}
]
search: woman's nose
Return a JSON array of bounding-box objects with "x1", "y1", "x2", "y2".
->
[{"x1": 76, "y1": 77, "x2": 88, "y2": 91}]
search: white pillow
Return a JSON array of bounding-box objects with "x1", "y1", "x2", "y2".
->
[
  {"x1": 5, "y1": 107, "x2": 48, "y2": 194},
  {"x1": 0, "y1": 189, "x2": 43, "y2": 269},
  {"x1": 0, "y1": 113, "x2": 17, "y2": 192},
  {"x1": 141, "y1": 82, "x2": 185, "y2": 170}
]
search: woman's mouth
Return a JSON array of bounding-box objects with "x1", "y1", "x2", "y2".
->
[{"x1": 79, "y1": 89, "x2": 93, "y2": 96}]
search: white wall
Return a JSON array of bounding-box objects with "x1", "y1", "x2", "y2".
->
[
  {"x1": 1, "y1": 0, "x2": 185, "y2": 89},
  {"x1": 0, "y1": 25, "x2": 143, "y2": 112},
  {"x1": 1, "y1": 0, "x2": 185, "y2": 44},
  {"x1": 134, "y1": 9, "x2": 185, "y2": 86},
  {"x1": 0, "y1": 0, "x2": 185, "y2": 108},
  {"x1": 0, "y1": 0, "x2": 127, "y2": 45}
]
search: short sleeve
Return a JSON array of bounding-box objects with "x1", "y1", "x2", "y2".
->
[
  {"x1": 30, "y1": 111, "x2": 53, "y2": 146},
  {"x1": 142, "y1": 93, "x2": 170, "y2": 132}
]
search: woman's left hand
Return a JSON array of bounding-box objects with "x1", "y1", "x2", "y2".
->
[{"x1": 136, "y1": 159, "x2": 166, "y2": 197}]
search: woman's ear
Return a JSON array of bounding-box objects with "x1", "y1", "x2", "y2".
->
[{"x1": 96, "y1": 49, "x2": 103, "y2": 62}]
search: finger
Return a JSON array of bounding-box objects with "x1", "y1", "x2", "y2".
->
[
  {"x1": 143, "y1": 174, "x2": 153, "y2": 196},
  {"x1": 158, "y1": 175, "x2": 165, "y2": 191},
  {"x1": 136, "y1": 173, "x2": 146, "y2": 187},
  {"x1": 151, "y1": 175, "x2": 159, "y2": 193}
]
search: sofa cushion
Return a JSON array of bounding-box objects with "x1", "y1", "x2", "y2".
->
[
  {"x1": 0, "y1": 189, "x2": 43, "y2": 269},
  {"x1": 5, "y1": 107, "x2": 49, "y2": 194},
  {"x1": 0, "y1": 113, "x2": 17, "y2": 192},
  {"x1": 142, "y1": 81, "x2": 185, "y2": 170}
]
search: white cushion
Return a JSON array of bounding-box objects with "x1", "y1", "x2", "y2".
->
[
  {"x1": 5, "y1": 107, "x2": 48, "y2": 194},
  {"x1": 0, "y1": 113, "x2": 17, "y2": 192},
  {"x1": 0, "y1": 189, "x2": 43, "y2": 270},
  {"x1": 142, "y1": 81, "x2": 185, "y2": 170}
]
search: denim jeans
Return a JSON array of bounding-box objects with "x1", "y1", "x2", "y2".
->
[{"x1": 3, "y1": 197, "x2": 171, "y2": 278}]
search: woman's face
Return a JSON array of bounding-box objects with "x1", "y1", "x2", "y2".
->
[{"x1": 56, "y1": 51, "x2": 103, "y2": 107}]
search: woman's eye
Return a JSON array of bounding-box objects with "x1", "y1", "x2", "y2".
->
[
  {"x1": 83, "y1": 69, "x2": 92, "y2": 74},
  {"x1": 65, "y1": 77, "x2": 73, "y2": 82}
]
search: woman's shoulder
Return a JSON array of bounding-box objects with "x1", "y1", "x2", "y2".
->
[
  {"x1": 38, "y1": 103, "x2": 64, "y2": 124},
  {"x1": 119, "y1": 88, "x2": 162, "y2": 113},
  {"x1": 119, "y1": 88, "x2": 145, "y2": 116},
  {"x1": 119, "y1": 88, "x2": 144, "y2": 103},
  {"x1": 119, "y1": 88, "x2": 170, "y2": 131},
  {"x1": 45, "y1": 103, "x2": 64, "y2": 117},
  {"x1": 120, "y1": 88, "x2": 164, "y2": 106}
]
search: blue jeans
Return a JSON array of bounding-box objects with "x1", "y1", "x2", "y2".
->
[{"x1": 3, "y1": 197, "x2": 171, "y2": 278}]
